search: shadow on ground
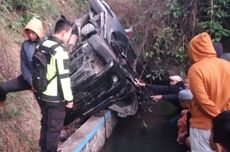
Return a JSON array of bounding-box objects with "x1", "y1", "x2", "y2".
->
[{"x1": 101, "y1": 102, "x2": 188, "y2": 152}]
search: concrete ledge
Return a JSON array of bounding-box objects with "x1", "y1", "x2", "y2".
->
[{"x1": 59, "y1": 110, "x2": 117, "y2": 152}]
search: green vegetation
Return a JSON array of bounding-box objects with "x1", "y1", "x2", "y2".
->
[
  {"x1": 108, "y1": 0, "x2": 230, "y2": 81},
  {"x1": 74, "y1": 0, "x2": 88, "y2": 12},
  {"x1": 199, "y1": 0, "x2": 230, "y2": 42},
  {"x1": 1, "y1": 0, "x2": 59, "y2": 33},
  {"x1": 0, "y1": 92, "x2": 40, "y2": 152}
]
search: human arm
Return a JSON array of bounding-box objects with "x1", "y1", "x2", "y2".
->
[
  {"x1": 146, "y1": 84, "x2": 174, "y2": 94},
  {"x1": 161, "y1": 94, "x2": 178, "y2": 101},
  {"x1": 20, "y1": 43, "x2": 33, "y2": 86},
  {"x1": 56, "y1": 50, "x2": 74, "y2": 108},
  {"x1": 151, "y1": 94, "x2": 178, "y2": 103},
  {"x1": 134, "y1": 78, "x2": 173, "y2": 95},
  {"x1": 67, "y1": 25, "x2": 79, "y2": 51},
  {"x1": 67, "y1": 34, "x2": 78, "y2": 51}
]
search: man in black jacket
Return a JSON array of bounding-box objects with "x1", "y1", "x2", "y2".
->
[{"x1": 134, "y1": 75, "x2": 185, "y2": 109}]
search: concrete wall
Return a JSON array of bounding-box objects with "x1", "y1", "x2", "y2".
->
[{"x1": 59, "y1": 110, "x2": 117, "y2": 152}]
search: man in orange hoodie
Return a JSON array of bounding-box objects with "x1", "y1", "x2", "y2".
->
[{"x1": 188, "y1": 32, "x2": 230, "y2": 152}]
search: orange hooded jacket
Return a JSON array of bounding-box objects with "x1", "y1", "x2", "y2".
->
[{"x1": 188, "y1": 32, "x2": 230, "y2": 129}]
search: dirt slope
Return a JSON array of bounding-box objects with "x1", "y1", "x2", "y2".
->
[{"x1": 0, "y1": 0, "x2": 79, "y2": 151}]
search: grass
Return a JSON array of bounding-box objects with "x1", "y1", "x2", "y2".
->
[{"x1": 0, "y1": 91, "x2": 41, "y2": 152}]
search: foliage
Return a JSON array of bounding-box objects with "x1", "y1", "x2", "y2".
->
[
  {"x1": 169, "y1": 0, "x2": 184, "y2": 19},
  {"x1": 74, "y1": 0, "x2": 89, "y2": 12},
  {"x1": 109, "y1": 0, "x2": 230, "y2": 81},
  {"x1": 136, "y1": 0, "x2": 190, "y2": 81},
  {"x1": 1, "y1": 0, "x2": 30, "y2": 11},
  {"x1": 199, "y1": 0, "x2": 230, "y2": 42},
  {"x1": 1, "y1": 0, "x2": 58, "y2": 33},
  {"x1": 144, "y1": 26, "x2": 187, "y2": 80},
  {"x1": 12, "y1": 13, "x2": 37, "y2": 32}
]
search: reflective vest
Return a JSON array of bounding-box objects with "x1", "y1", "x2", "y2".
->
[{"x1": 40, "y1": 36, "x2": 73, "y2": 102}]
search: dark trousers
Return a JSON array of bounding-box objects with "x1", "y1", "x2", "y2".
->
[
  {"x1": 0, "y1": 75, "x2": 31, "y2": 101},
  {"x1": 39, "y1": 101, "x2": 66, "y2": 152},
  {"x1": 0, "y1": 75, "x2": 44, "y2": 109}
]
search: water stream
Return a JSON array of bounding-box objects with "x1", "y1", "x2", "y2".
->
[{"x1": 101, "y1": 102, "x2": 188, "y2": 152}]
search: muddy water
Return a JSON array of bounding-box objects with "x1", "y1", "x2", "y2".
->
[{"x1": 101, "y1": 102, "x2": 187, "y2": 152}]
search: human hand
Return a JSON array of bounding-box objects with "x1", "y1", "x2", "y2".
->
[
  {"x1": 66, "y1": 102, "x2": 74, "y2": 109},
  {"x1": 150, "y1": 95, "x2": 162, "y2": 102},
  {"x1": 133, "y1": 78, "x2": 146, "y2": 87}
]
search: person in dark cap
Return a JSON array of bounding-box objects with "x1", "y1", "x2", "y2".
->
[{"x1": 177, "y1": 89, "x2": 192, "y2": 148}]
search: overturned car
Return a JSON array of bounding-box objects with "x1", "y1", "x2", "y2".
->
[{"x1": 64, "y1": 0, "x2": 140, "y2": 125}]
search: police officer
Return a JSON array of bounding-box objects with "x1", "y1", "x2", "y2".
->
[{"x1": 36, "y1": 19, "x2": 74, "y2": 152}]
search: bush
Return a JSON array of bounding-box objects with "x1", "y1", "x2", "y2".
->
[
  {"x1": 108, "y1": 0, "x2": 230, "y2": 81},
  {"x1": 1, "y1": 0, "x2": 58, "y2": 33}
]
